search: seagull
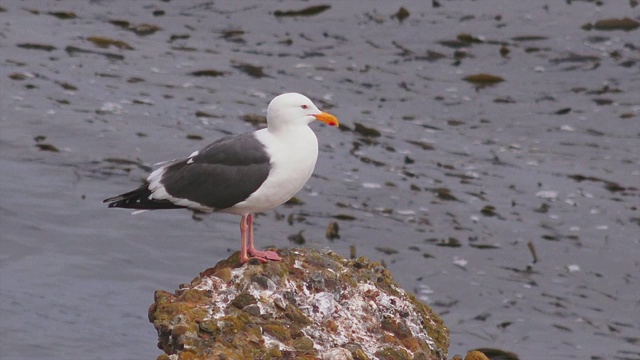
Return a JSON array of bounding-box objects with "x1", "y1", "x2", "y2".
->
[{"x1": 103, "y1": 93, "x2": 339, "y2": 263}]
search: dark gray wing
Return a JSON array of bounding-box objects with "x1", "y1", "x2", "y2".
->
[{"x1": 160, "y1": 132, "x2": 271, "y2": 210}]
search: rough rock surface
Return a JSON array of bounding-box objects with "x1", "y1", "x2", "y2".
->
[{"x1": 148, "y1": 248, "x2": 449, "y2": 360}]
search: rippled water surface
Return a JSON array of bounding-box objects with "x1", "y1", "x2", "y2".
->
[{"x1": 1, "y1": 1, "x2": 639, "y2": 359}]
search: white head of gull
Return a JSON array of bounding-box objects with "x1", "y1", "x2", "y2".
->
[{"x1": 104, "y1": 93, "x2": 339, "y2": 263}]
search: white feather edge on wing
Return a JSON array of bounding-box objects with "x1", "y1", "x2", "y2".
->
[
  {"x1": 152, "y1": 151, "x2": 198, "y2": 167},
  {"x1": 145, "y1": 160, "x2": 213, "y2": 213}
]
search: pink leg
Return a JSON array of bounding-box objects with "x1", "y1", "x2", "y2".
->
[
  {"x1": 239, "y1": 215, "x2": 251, "y2": 263},
  {"x1": 246, "y1": 214, "x2": 282, "y2": 261},
  {"x1": 238, "y1": 214, "x2": 281, "y2": 263}
]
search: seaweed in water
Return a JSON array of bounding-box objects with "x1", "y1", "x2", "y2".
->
[{"x1": 274, "y1": 5, "x2": 331, "y2": 17}]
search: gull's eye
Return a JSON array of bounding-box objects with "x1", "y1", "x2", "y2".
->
[{"x1": 301, "y1": 104, "x2": 308, "y2": 109}]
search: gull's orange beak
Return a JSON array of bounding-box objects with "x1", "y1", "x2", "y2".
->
[{"x1": 313, "y1": 112, "x2": 339, "y2": 127}]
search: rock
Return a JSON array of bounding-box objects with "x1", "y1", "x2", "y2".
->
[
  {"x1": 465, "y1": 350, "x2": 491, "y2": 360},
  {"x1": 452, "y1": 350, "x2": 490, "y2": 360},
  {"x1": 148, "y1": 248, "x2": 449, "y2": 360}
]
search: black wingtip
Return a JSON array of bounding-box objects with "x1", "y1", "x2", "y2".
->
[
  {"x1": 103, "y1": 186, "x2": 185, "y2": 211},
  {"x1": 103, "y1": 194, "x2": 125, "y2": 204}
]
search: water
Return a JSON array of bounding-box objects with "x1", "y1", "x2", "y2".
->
[{"x1": 1, "y1": 1, "x2": 639, "y2": 359}]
